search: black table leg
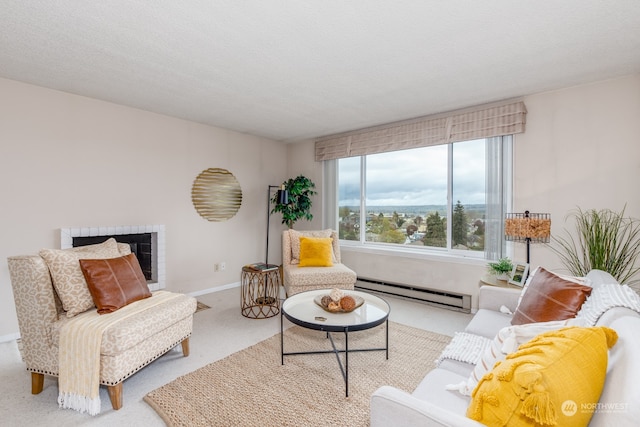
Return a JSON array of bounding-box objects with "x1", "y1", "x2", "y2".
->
[
  {"x1": 344, "y1": 328, "x2": 349, "y2": 397},
  {"x1": 280, "y1": 310, "x2": 284, "y2": 365}
]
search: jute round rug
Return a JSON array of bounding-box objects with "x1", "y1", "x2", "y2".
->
[{"x1": 144, "y1": 321, "x2": 451, "y2": 427}]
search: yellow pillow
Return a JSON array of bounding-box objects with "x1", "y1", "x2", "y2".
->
[
  {"x1": 298, "y1": 236, "x2": 334, "y2": 267},
  {"x1": 467, "y1": 326, "x2": 618, "y2": 427}
]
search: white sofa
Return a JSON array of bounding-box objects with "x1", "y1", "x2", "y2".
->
[{"x1": 371, "y1": 269, "x2": 640, "y2": 426}]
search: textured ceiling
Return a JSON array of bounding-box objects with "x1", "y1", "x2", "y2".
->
[{"x1": 1, "y1": 1, "x2": 639, "y2": 142}]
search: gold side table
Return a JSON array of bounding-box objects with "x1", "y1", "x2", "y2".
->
[{"x1": 241, "y1": 265, "x2": 281, "y2": 319}]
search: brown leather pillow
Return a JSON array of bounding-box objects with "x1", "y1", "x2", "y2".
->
[
  {"x1": 79, "y1": 253, "x2": 151, "y2": 314},
  {"x1": 511, "y1": 267, "x2": 592, "y2": 325}
]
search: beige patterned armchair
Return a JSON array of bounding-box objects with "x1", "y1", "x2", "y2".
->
[
  {"x1": 7, "y1": 240, "x2": 196, "y2": 411},
  {"x1": 282, "y1": 229, "x2": 357, "y2": 296}
]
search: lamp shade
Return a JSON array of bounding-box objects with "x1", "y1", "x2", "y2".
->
[
  {"x1": 505, "y1": 211, "x2": 551, "y2": 243},
  {"x1": 276, "y1": 188, "x2": 288, "y2": 205}
]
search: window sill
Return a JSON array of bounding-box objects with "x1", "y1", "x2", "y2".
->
[{"x1": 339, "y1": 241, "x2": 488, "y2": 267}]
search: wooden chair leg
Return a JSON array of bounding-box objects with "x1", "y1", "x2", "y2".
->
[
  {"x1": 107, "y1": 383, "x2": 123, "y2": 410},
  {"x1": 181, "y1": 337, "x2": 190, "y2": 357},
  {"x1": 31, "y1": 372, "x2": 44, "y2": 394}
]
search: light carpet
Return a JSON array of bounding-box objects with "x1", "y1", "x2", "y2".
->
[{"x1": 144, "y1": 321, "x2": 451, "y2": 427}]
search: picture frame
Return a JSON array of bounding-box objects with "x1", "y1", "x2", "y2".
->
[{"x1": 509, "y1": 262, "x2": 529, "y2": 287}]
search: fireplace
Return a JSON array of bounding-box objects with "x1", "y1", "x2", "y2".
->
[{"x1": 60, "y1": 225, "x2": 165, "y2": 291}]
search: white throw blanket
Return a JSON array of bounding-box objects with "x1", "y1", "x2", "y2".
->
[
  {"x1": 58, "y1": 291, "x2": 181, "y2": 415},
  {"x1": 574, "y1": 283, "x2": 640, "y2": 325},
  {"x1": 435, "y1": 332, "x2": 491, "y2": 366}
]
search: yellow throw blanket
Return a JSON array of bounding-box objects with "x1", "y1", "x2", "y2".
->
[{"x1": 58, "y1": 291, "x2": 181, "y2": 415}]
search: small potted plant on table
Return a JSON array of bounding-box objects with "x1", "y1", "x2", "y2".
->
[{"x1": 488, "y1": 257, "x2": 513, "y2": 281}]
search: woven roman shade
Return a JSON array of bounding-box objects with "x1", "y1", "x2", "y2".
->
[{"x1": 315, "y1": 100, "x2": 526, "y2": 161}]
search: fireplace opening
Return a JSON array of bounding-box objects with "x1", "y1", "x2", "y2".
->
[
  {"x1": 73, "y1": 233, "x2": 155, "y2": 282},
  {"x1": 61, "y1": 225, "x2": 165, "y2": 291}
]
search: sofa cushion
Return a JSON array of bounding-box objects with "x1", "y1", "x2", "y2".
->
[
  {"x1": 464, "y1": 308, "x2": 512, "y2": 338},
  {"x1": 511, "y1": 267, "x2": 592, "y2": 325},
  {"x1": 412, "y1": 368, "x2": 471, "y2": 415},
  {"x1": 467, "y1": 326, "x2": 618, "y2": 426},
  {"x1": 585, "y1": 269, "x2": 618, "y2": 288},
  {"x1": 79, "y1": 253, "x2": 152, "y2": 314},
  {"x1": 51, "y1": 292, "x2": 197, "y2": 356},
  {"x1": 284, "y1": 263, "x2": 356, "y2": 288},
  {"x1": 40, "y1": 238, "x2": 122, "y2": 317},
  {"x1": 591, "y1": 316, "x2": 640, "y2": 426},
  {"x1": 298, "y1": 237, "x2": 334, "y2": 267}
]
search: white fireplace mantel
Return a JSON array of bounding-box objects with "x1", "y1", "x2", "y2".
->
[{"x1": 60, "y1": 224, "x2": 165, "y2": 291}]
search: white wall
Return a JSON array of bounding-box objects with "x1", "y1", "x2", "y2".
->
[
  {"x1": 0, "y1": 77, "x2": 288, "y2": 338},
  {"x1": 515, "y1": 74, "x2": 640, "y2": 271},
  {"x1": 299, "y1": 74, "x2": 640, "y2": 308},
  {"x1": 2, "y1": 73, "x2": 638, "y2": 337}
]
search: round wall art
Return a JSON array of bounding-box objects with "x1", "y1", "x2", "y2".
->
[{"x1": 191, "y1": 168, "x2": 242, "y2": 221}]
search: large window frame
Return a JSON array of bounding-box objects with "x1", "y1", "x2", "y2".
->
[{"x1": 324, "y1": 136, "x2": 512, "y2": 261}]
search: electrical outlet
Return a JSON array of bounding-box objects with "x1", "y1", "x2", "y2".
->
[
  {"x1": 214, "y1": 263, "x2": 219, "y2": 272},
  {"x1": 220, "y1": 261, "x2": 226, "y2": 271}
]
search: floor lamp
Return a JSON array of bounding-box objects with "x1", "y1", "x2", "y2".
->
[
  {"x1": 504, "y1": 210, "x2": 551, "y2": 265},
  {"x1": 266, "y1": 185, "x2": 288, "y2": 267}
]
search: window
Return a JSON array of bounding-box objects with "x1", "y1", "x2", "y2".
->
[{"x1": 333, "y1": 136, "x2": 512, "y2": 259}]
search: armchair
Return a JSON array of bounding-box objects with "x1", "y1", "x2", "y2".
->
[
  {"x1": 282, "y1": 229, "x2": 357, "y2": 296},
  {"x1": 7, "y1": 239, "x2": 196, "y2": 412}
]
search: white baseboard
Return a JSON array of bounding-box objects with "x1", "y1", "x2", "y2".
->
[
  {"x1": 187, "y1": 281, "x2": 240, "y2": 297},
  {"x1": 0, "y1": 332, "x2": 20, "y2": 344}
]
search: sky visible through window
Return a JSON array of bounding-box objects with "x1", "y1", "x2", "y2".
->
[
  {"x1": 338, "y1": 140, "x2": 488, "y2": 250},
  {"x1": 339, "y1": 140, "x2": 485, "y2": 208}
]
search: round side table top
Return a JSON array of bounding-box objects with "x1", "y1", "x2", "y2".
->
[{"x1": 282, "y1": 289, "x2": 389, "y2": 332}]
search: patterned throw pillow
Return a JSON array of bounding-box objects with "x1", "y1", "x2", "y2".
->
[
  {"x1": 454, "y1": 319, "x2": 579, "y2": 396},
  {"x1": 39, "y1": 238, "x2": 122, "y2": 317},
  {"x1": 467, "y1": 326, "x2": 617, "y2": 426}
]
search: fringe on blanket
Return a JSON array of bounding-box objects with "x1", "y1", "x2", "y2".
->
[{"x1": 58, "y1": 392, "x2": 101, "y2": 416}]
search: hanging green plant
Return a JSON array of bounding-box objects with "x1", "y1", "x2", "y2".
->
[
  {"x1": 550, "y1": 206, "x2": 640, "y2": 284},
  {"x1": 270, "y1": 175, "x2": 317, "y2": 228}
]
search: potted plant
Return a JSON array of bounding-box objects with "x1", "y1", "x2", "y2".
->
[
  {"x1": 271, "y1": 175, "x2": 317, "y2": 228},
  {"x1": 550, "y1": 206, "x2": 640, "y2": 284},
  {"x1": 487, "y1": 257, "x2": 514, "y2": 281}
]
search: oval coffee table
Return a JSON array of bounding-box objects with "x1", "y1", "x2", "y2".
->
[{"x1": 280, "y1": 289, "x2": 390, "y2": 397}]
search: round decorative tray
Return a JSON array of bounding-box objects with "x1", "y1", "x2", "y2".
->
[{"x1": 313, "y1": 294, "x2": 365, "y2": 313}]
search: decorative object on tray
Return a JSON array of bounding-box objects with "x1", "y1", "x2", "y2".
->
[{"x1": 314, "y1": 288, "x2": 364, "y2": 313}]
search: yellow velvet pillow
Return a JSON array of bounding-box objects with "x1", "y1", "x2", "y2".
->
[
  {"x1": 467, "y1": 326, "x2": 618, "y2": 427},
  {"x1": 298, "y1": 236, "x2": 334, "y2": 267}
]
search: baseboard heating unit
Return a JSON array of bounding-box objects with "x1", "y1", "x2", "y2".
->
[{"x1": 355, "y1": 277, "x2": 471, "y2": 313}]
